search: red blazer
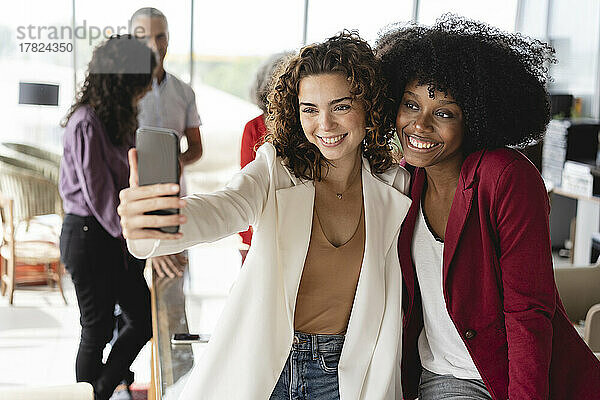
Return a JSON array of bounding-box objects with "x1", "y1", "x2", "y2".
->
[
  {"x1": 239, "y1": 114, "x2": 267, "y2": 246},
  {"x1": 398, "y1": 148, "x2": 600, "y2": 399}
]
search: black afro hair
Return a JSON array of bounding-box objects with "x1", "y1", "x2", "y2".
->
[{"x1": 376, "y1": 14, "x2": 556, "y2": 154}]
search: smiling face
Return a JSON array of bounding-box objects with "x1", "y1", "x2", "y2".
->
[
  {"x1": 396, "y1": 79, "x2": 465, "y2": 170},
  {"x1": 131, "y1": 16, "x2": 168, "y2": 68},
  {"x1": 298, "y1": 73, "x2": 366, "y2": 165}
]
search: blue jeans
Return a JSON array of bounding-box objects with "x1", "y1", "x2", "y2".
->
[
  {"x1": 419, "y1": 368, "x2": 492, "y2": 400},
  {"x1": 270, "y1": 332, "x2": 344, "y2": 400}
]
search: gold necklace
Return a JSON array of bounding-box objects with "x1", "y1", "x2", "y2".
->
[{"x1": 326, "y1": 162, "x2": 362, "y2": 200}]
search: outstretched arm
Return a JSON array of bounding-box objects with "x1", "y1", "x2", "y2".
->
[{"x1": 118, "y1": 144, "x2": 274, "y2": 259}]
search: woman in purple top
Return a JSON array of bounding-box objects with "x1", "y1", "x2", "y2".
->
[{"x1": 59, "y1": 35, "x2": 156, "y2": 400}]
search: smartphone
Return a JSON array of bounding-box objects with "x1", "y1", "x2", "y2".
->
[
  {"x1": 171, "y1": 333, "x2": 211, "y2": 345},
  {"x1": 136, "y1": 127, "x2": 180, "y2": 233}
]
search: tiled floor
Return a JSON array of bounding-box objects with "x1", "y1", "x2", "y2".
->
[
  {"x1": 0, "y1": 247, "x2": 584, "y2": 390},
  {"x1": 0, "y1": 234, "x2": 243, "y2": 393},
  {"x1": 0, "y1": 278, "x2": 151, "y2": 389},
  {"x1": 0, "y1": 95, "x2": 252, "y2": 391}
]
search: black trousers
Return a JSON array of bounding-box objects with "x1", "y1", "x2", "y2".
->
[{"x1": 60, "y1": 214, "x2": 152, "y2": 400}]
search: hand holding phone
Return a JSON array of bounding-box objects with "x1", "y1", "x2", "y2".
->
[{"x1": 118, "y1": 149, "x2": 186, "y2": 241}]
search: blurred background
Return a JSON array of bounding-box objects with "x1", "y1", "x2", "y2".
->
[
  {"x1": 1, "y1": 0, "x2": 598, "y2": 158},
  {"x1": 1, "y1": 0, "x2": 600, "y2": 398}
]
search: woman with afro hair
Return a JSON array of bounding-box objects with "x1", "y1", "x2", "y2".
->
[{"x1": 377, "y1": 14, "x2": 600, "y2": 400}]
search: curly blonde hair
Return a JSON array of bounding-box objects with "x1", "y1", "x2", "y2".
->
[{"x1": 265, "y1": 30, "x2": 396, "y2": 181}]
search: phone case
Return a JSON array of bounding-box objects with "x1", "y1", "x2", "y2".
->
[{"x1": 136, "y1": 127, "x2": 180, "y2": 234}]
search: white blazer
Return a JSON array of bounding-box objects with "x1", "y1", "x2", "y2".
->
[{"x1": 128, "y1": 143, "x2": 412, "y2": 399}]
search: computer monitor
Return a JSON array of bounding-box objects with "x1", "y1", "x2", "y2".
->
[{"x1": 18, "y1": 82, "x2": 59, "y2": 106}]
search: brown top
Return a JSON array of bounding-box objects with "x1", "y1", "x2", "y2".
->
[{"x1": 293, "y1": 204, "x2": 365, "y2": 334}]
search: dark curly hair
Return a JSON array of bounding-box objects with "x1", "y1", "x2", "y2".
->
[
  {"x1": 266, "y1": 30, "x2": 396, "y2": 181},
  {"x1": 376, "y1": 14, "x2": 556, "y2": 154},
  {"x1": 63, "y1": 34, "x2": 156, "y2": 146}
]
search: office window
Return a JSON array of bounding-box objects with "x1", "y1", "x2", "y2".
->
[
  {"x1": 188, "y1": 0, "x2": 305, "y2": 181},
  {"x1": 0, "y1": 1, "x2": 74, "y2": 150},
  {"x1": 305, "y1": 0, "x2": 413, "y2": 45},
  {"x1": 74, "y1": 0, "x2": 192, "y2": 86},
  {"x1": 516, "y1": 0, "x2": 549, "y2": 39},
  {"x1": 193, "y1": 0, "x2": 304, "y2": 102},
  {"x1": 418, "y1": 0, "x2": 518, "y2": 32},
  {"x1": 547, "y1": 0, "x2": 600, "y2": 118}
]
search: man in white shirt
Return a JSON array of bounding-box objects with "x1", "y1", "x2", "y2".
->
[{"x1": 129, "y1": 7, "x2": 202, "y2": 278}]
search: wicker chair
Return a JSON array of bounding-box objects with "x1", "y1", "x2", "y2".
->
[
  {"x1": 1, "y1": 142, "x2": 61, "y2": 166},
  {"x1": 0, "y1": 145, "x2": 60, "y2": 184},
  {"x1": 0, "y1": 157, "x2": 64, "y2": 305}
]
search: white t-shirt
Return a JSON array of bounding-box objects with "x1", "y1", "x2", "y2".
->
[
  {"x1": 137, "y1": 72, "x2": 202, "y2": 135},
  {"x1": 137, "y1": 72, "x2": 202, "y2": 195},
  {"x1": 412, "y1": 203, "x2": 481, "y2": 379}
]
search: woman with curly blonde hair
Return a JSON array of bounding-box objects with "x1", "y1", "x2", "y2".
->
[{"x1": 117, "y1": 31, "x2": 412, "y2": 399}]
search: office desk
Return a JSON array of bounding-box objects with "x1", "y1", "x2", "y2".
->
[
  {"x1": 551, "y1": 187, "x2": 600, "y2": 265},
  {"x1": 149, "y1": 237, "x2": 242, "y2": 399}
]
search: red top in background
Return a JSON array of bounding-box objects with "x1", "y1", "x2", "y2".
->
[{"x1": 239, "y1": 114, "x2": 267, "y2": 246}]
